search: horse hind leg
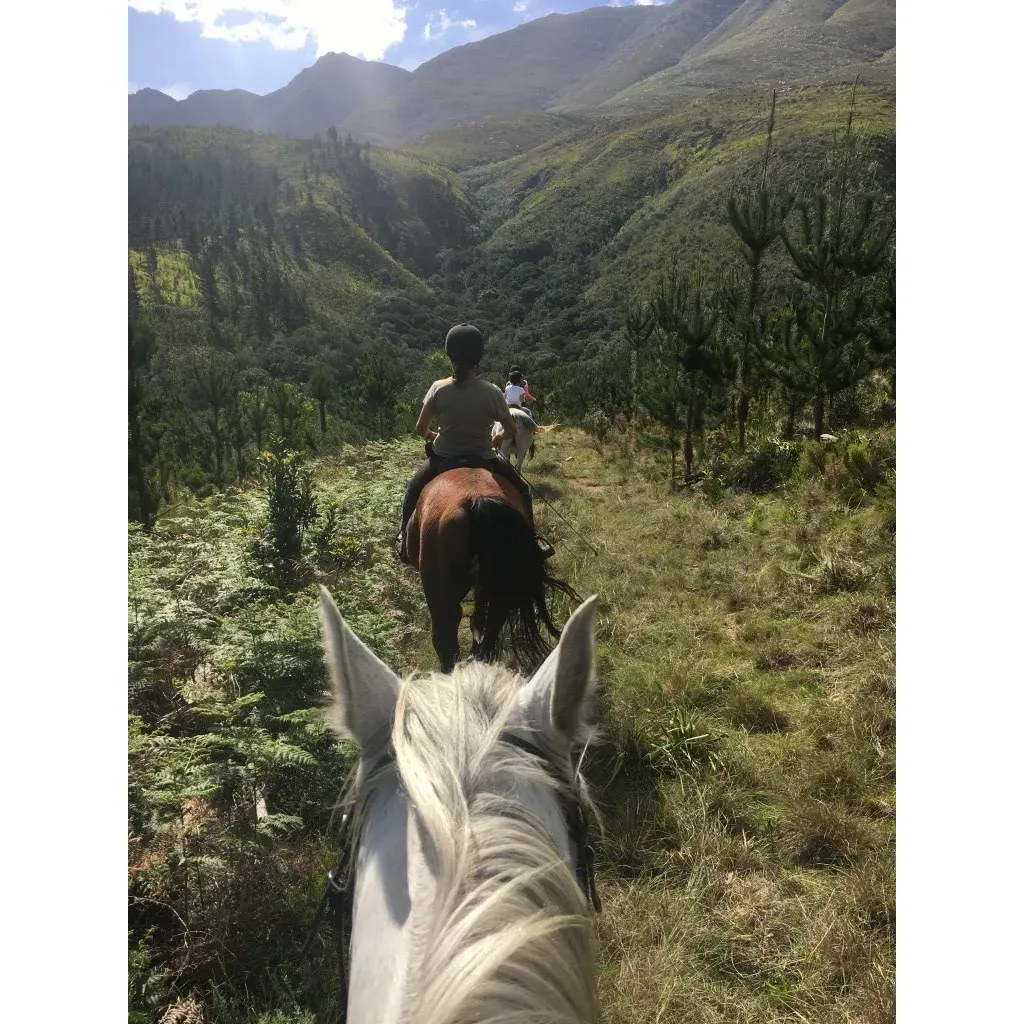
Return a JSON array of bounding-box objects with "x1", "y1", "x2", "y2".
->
[
  {"x1": 422, "y1": 567, "x2": 465, "y2": 672},
  {"x1": 431, "y1": 601, "x2": 462, "y2": 673},
  {"x1": 469, "y1": 593, "x2": 488, "y2": 660}
]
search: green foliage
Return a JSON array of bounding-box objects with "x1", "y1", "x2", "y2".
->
[
  {"x1": 306, "y1": 361, "x2": 333, "y2": 436},
  {"x1": 725, "y1": 90, "x2": 792, "y2": 451},
  {"x1": 361, "y1": 351, "x2": 405, "y2": 437},
  {"x1": 722, "y1": 436, "x2": 802, "y2": 495},
  {"x1": 639, "y1": 266, "x2": 725, "y2": 486},
  {"x1": 647, "y1": 707, "x2": 726, "y2": 776},
  {"x1": 776, "y1": 88, "x2": 894, "y2": 439},
  {"x1": 128, "y1": 444, "x2": 421, "y2": 1020},
  {"x1": 794, "y1": 428, "x2": 895, "y2": 507},
  {"x1": 252, "y1": 449, "x2": 319, "y2": 586},
  {"x1": 245, "y1": 388, "x2": 272, "y2": 452}
]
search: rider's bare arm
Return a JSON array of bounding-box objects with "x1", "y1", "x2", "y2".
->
[
  {"x1": 416, "y1": 398, "x2": 437, "y2": 442},
  {"x1": 492, "y1": 407, "x2": 516, "y2": 448}
]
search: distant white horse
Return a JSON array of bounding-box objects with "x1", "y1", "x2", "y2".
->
[
  {"x1": 493, "y1": 407, "x2": 557, "y2": 472},
  {"x1": 319, "y1": 587, "x2": 602, "y2": 1024}
]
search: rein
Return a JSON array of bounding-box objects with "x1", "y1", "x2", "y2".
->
[
  {"x1": 303, "y1": 732, "x2": 602, "y2": 1010},
  {"x1": 497, "y1": 455, "x2": 601, "y2": 558}
]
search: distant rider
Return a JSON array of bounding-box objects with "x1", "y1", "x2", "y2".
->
[
  {"x1": 504, "y1": 370, "x2": 536, "y2": 418},
  {"x1": 396, "y1": 326, "x2": 552, "y2": 564}
]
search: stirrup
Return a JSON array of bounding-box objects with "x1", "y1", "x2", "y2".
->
[
  {"x1": 395, "y1": 531, "x2": 410, "y2": 565},
  {"x1": 537, "y1": 538, "x2": 555, "y2": 560}
]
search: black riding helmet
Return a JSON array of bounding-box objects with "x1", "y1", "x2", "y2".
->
[
  {"x1": 509, "y1": 371, "x2": 524, "y2": 385},
  {"x1": 445, "y1": 324, "x2": 485, "y2": 365}
]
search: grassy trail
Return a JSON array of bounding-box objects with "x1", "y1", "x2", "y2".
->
[{"x1": 130, "y1": 426, "x2": 894, "y2": 1024}]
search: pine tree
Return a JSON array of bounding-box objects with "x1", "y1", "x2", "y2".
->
[
  {"x1": 224, "y1": 401, "x2": 247, "y2": 481},
  {"x1": 644, "y1": 268, "x2": 722, "y2": 486},
  {"x1": 725, "y1": 90, "x2": 791, "y2": 451},
  {"x1": 865, "y1": 250, "x2": 895, "y2": 397},
  {"x1": 779, "y1": 83, "x2": 894, "y2": 439},
  {"x1": 361, "y1": 353, "x2": 404, "y2": 437},
  {"x1": 623, "y1": 297, "x2": 655, "y2": 423},
  {"x1": 763, "y1": 296, "x2": 871, "y2": 440},
  {"x1": 307, "y1": 362, "x2": 333, "y2": 436},
  {"x1": 271, "y1": 383, "x2": 303, "y2": 449},
  {"x1": 244, "y1": 388, "x2": 271, "y2": 453},
  {"x1": 194, "y1": 355, "x2": 236, "y2": 487}
]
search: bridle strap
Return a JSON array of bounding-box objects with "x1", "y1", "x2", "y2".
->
[
  {"x1": 497, "y1": 731, "x2": 602, "y2": 914},
  {"x1": 302, "y1": 810, "x2": 354, "y2": 1007}
]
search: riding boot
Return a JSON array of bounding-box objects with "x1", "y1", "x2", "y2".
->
[
  {"x1": 395, "y1": 528, "x2": 410, "y2": 565},
  {"x1": 521, "y1": 488, "x2": 555, "y2": 560}
]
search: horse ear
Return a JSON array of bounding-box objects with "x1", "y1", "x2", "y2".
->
[
  {"x1": 319, "y1": 586, "x2": 400, "y2": 750},
  {"x1": 523, "y1": 595, "x2": 599, "y2": 751}
]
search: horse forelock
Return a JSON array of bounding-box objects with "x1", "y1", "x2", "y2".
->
[{"x1": 350, "y1": 661, "x2": 598, "y2": 1024}]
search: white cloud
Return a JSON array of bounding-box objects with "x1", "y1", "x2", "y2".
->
[
  {"x1": 127, "y1": 1, "x2": 409, "y2": 60},
  {"x1": 161, "y1": 82, "x2": 194, "y2": 99},
  {"x1": 633, "y1": 0, "x2": 669, "y2": 5},
  {"x1": 422, "y1": 8, "x2": 476, "y2": 41},
  {"x1": 512, "y1": 1, "x2": 528, "y2": 11}
]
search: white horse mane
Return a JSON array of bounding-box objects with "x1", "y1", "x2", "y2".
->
[{"x1": 345, "y1": 661, "x2": 600, "y2": 1024}]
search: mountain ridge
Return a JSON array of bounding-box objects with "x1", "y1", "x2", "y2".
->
[
  {"x1": 128, "y1": 52, "x2": 410, "y2": 138},
  {"x1": 128, "y1": 1, "x2": 894, "y2": 143}
]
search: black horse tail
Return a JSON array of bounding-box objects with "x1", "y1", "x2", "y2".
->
[{"x1": 466, "y1": 496, "x2": 579, "y2": 671}]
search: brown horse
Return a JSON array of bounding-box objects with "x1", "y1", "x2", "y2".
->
[{"x1": 405, "y1": 467, "x2": 578, "y2": 673}]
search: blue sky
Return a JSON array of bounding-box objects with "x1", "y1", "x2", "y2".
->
[{"x1": 128, "y1": 1, "x2": 666, "y2": 99}]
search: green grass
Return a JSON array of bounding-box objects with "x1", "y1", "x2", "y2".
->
[
  {"x1": 129, "y1": 423, "x2": 894, "y2": 1024},
  {"x1": 523, "y1": 426, "x2": 895, "y2": 1024}
]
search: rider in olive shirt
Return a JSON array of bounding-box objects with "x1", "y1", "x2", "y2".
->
[{"x1": 396, "y1": 325, "x2": 552, "y2": 564}]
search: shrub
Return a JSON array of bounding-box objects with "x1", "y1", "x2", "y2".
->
[
  {"x1": 647, "y1": 707, "x2": 726, "y2": 776},
  {"x1": 795, "y1": 429, "x2": 895, "y2": 504},
  {"x1": 842, "y1": 429, "x2": 895, "y2": 494},
  {"x1": 251, "y1": 449, "x2": 319, "y2": 586},
  {"x1": 726, "y1": 436, "x2": 801, "y2": 494},
  {"x1": 582, "y1": 408, "x2": 613, "y2": 444}
]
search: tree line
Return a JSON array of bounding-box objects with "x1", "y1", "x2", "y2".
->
[{"x1": 547, "y1": 88, "x2": 895, "y2": 488}]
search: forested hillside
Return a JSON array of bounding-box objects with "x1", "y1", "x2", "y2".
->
[
  {"x1": 129, "y1": 78, "x2": 894, "y2": 523},
  {"x1": 128, "y1": 124, "x2": 482, "y2": 521}
]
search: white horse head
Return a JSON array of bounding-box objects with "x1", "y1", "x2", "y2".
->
[{"x1": 319, "y1": 587, "x2": 602, "y2": 1024}]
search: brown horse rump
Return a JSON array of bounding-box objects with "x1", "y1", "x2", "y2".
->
[{"x1": 406, "y1": 467, "x2": 525, "y2": 569}]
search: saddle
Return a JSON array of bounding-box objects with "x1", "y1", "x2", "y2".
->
[{"x1": 425, "y1": 442, "x2": 503, "y2": 476}]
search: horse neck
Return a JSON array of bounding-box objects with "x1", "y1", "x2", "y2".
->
[{"x1": 349, "y1": 673, "x2": 599, "y2": 1024}]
